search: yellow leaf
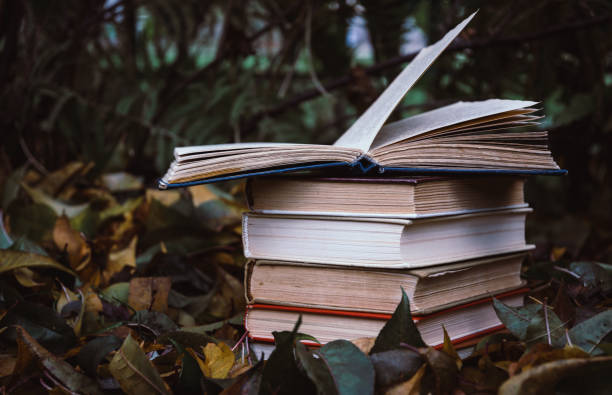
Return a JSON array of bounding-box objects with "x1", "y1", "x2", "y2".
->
[
  {"x1": 189, "y1": 185, "x2": 218, "y2": 206},
  {"x1": 190, "y1": 343, "x2": 235, "y2": 379}
]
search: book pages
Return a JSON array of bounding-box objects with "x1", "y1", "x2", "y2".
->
[
  {"x1": 333, "y1": 12, "x2": 476, "y2": 151},
  {"x1": 370, "y1": 99, "x2": 538, "y2": 150}
]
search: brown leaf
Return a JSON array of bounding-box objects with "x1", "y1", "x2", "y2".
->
[
  {"x1": 128, "y1": 277, "x2": 172, "y2": 313},
  {"x1": 11, "y1": 326, "x2": 103, "y2": 394},
  {"x1": 499, "y1": 356, "x2": 612, "y2": 395},
  {"x1": 53, "y1": 215, "x2": 93, "y2": 275},
  {"x1": 0, "y1": 354, "x2": 17, "y2": 378},
  {"x1": 108, "y1": 333, "x2": 172, "y2": 394},
  {"x1": 103, "y1": 235, "x2": 137, "y2": 283},
  {"x1": 441, "y1": 326, "x2": 462, "y2": 370},
  {"x1": 351, "y1": 337, "x2": 376, "y2": 355},
  {"x1": 385, "y1": 364, "x2": 426, "y2": 395}
]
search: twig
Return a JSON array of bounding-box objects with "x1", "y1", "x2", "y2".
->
[
  {"x1": 553, "y1": 265, "x2": 581, "y2": 279},
  {"x1": 543, "y1": 297, "x2": 551, "y2": 345},
  {"x1": 304, "y1": 1, "x2": 328, "y2": 97},
  {"x1": 565, "y1": 328, "x2": 573, "y2": 347},
  {"x1": 232, "y1": 330, "x2": 249, "y2": 352},
  {"x1": 19, "y1": 136, "x2": 48, "y2": 175}
]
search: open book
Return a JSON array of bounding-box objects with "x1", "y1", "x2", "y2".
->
[{"x1": 159, "y1": 13, "x2": 564, "y2": 189}]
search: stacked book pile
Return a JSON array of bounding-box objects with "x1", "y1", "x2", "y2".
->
[
  {"x1": 158, "y1": 13, "x2": 565, "y2": 356},
  {"x1": 242, "y1": 175, "x2": 533, "y2": 355}
]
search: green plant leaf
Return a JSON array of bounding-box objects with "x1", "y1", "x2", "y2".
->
[
  {"x1": 295, "y1": 342, "x2": 338, "y2": 395},
  {"x1": 0, "y1": 249, "x2": 75, "y2": 276},
  {"x1": 493, "y1": 298, "x2": 542, "y2": 341},
  {"x1": 371, "y1": 348, "x2": 423, "y2": 389},
  {"x1": 569, "y1": 261, "x2": 612, "y2": 293},
  {"x1": 569, "y1": 310, "x2": 612, "y2": 353},
  {"x1": 108, "y1": 334, "x2": 172, "y2": 394},
  {"x1": 524, "y1": 307, "x2": 566, "y2": 348},
  {"x1": 76, "y1": 335, "x2": 123, "y2": 377},
  {"x1": 21, "y1": 183, "x2": 88, "y2": 218},
  {"x1": 371, "y1": 288, "x2": 425, "y2": 354},
  {"x1": 316, "y1": 340, "x2": 375, "y2": 395}
]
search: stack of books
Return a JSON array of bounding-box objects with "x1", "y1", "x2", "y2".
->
[
  {"x1": 158, "y1": 13, "x2": 564, "y2": 355},
  {"x1": 242, "y1": 175, "x2": 532, "y2": 353}
]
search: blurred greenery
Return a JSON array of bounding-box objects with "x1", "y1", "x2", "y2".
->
[{"x1": 1, "y1": 0, "x2": 611, "y2": 262}]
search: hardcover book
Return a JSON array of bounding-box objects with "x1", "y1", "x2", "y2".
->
[
  {"x1": 245, "y1": 289, "x2": 526, "y2": 347},
  {"x1": 158, "y1": 13, "x2": 564, "y2": 189},
  {"x1": 246, "y1": 175, "x2": 527, "y2": 218},
  {"x1": 245, "y1": 252, "x2": 528, "y2": 315},
  {"x1": 242, "y1": 208, "x2": 532, "y2": 268}
]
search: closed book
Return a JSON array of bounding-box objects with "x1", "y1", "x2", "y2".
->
[
  {"x1": 245, "y1": 289, "x2": 526, "y2": 347},
  {"x1": 242, "y1": 208, "x2": 532, "y2": 269},
  {"x1": 245, "y1": 252, "x2": 528, "y2": 315},
  {"x1": 246, "y1": 175, "x2": 527, "y2": 219}
]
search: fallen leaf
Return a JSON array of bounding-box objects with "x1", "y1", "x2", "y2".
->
[
  {"x1": 104, "y1": 235, "x2": 138, "y2": 283},
  {"x1": 499, "y1": 356, "x2": 612, "y2": 395},
  {"x1": 441, "y1": 326, "x2": 462, "y2": 370},
  {"x1": 76, "y1": 335, "x2": 123, "y2": 377},
  {"x1": 52, "y1": 214, "x2": 94, "y2": 278},
  {"x1": 384, "y1": 363, "x2": 426, "y2": 395},
  {"x1": 0, "y1": 249, "x2": 75, "y2": 276},
  {"x1": 13, "y1": 267, "x2": 45, "y2": 287},
  {"x1": 317, "y1": 340, "x2": 375, "y2": 395},
  {"x1": 101, "y1": 172, "x2": 144, "y2": 192},
  {"x1": 12, "y1": 326, "x2": 103, "y2": 394},
  {"x1": 351, "y1": 337, "x2": 376, "y2": 355},
  {"x1": 568, "y1": 310, "x2": 612, "y2": 353},
  {"x1": 22, "y1": 182, "x2": 88, "y2": 218},
  {"x1": 370, "y1": 348, "x2": 422, "y2": 389},
  {"x1": 128, "y1": 276, "x2": 172, "y2": 313},
  {"x1": 195, "y1": 342, "x2": 235, "y2": 379},
  {"x1": 0, "y1": 354, "x2": 17, "y2": 378},
  {"x1": 108, "y1": 333, "x2": 172, "y2": 394}
]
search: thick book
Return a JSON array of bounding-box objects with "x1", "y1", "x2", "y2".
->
[
  {"x1": 242, "y1": 208, "x2": 532, "y2": 268},
  {"x1": 158, "y1": 13, "x2": 564, "y2": 189},
  {"x1": 245, "y1": 252, "x2": 528, "y2": 315},
  {"x1": 245, "y1": 289, "x2": 526, "y2": 347},
  {"x1": 246, "y1": 175, "x2": 526, "y2": 218}
]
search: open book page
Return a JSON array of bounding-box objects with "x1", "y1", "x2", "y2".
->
[
  {"x1": 175, "y1": 142, "x2": 333, "y2": 157},
  {"x1": 333, "y1": 12, "x2": 476, "y2": 152},
  {"x1": 369, "y1": 99, "x2": 538, "y2": 150}
]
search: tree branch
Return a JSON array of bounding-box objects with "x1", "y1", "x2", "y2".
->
[{"x1": 242, "y1": 14, "x2": 611, "y2": 135}]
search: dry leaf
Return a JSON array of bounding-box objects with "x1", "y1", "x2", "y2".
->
[
  {"x1": 13, "y1": 267, "x2": 45, "y2": 287},
  {"x1": 190, "y1": 342, "x2": 235, "y2": 379},
  {"x1": 351, "y1": 337, "x2": 376, "y2": 355},
  {"x1": 385, "y1": 364, "x2": 426, "y2": 395},
  {"x1": 53, "y1": 215, "x2": 93, "y2": 275},
  {"x1": 103, "y1": 236, "x2": 138, "y2": 283},
  {"x1": 128, "y1": 277, "x2": 172, "y2": 313}
]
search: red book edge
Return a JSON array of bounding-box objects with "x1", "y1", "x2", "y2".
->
[{"x1": 244, "y1": 287, "x2": 528, "y2": 348}]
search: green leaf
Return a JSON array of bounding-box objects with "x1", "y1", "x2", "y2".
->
[
  {"x1": 316, "y1": 340, "x2": 375, "y2": 395},
  {"x1": 493, "y1": 298, "x2": 542, "y2": 340},
  {"x1": 7, "y1": 202, "x2": 57, "y2": 243},
  {"x1": 76, "y1": 335, "x2": 123, "y2": 377},
  {"x1": 101, "y1": 282, "x2": 130, "y2": 305},
  {"x1": 1, "y1": 167, "x2": 26, "y2": 211},
  {"x1": 569, "y1": 310, "x2": 612, "y2": 354},
  {"x1": 0, "y1": 249, "x2": 75, "y2": 276},
  {"x1": 108, "y1": 334, "x2": 172, "y2": 394},
  {"x1": 295, "y1": 342, "x2": 338, "y2": 395},
  {"x1": 524, "y1": 307, "x2": 566, "y2": 348},
  {"x1": 569, "y1": 261, "x2": 612, "y2": 293},
  {"x1": 15, "y1": 326, "x2": 103, "y2": 394},
  {"x1": 371, "y1": 288, "x2": 425, "y2": 354},
  {"x1": 21, "y1": 183, "x2": 88, "y2": 218}
]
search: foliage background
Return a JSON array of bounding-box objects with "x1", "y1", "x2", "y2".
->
[
  {"x1": 1, "y1": 1, "x2": 612, "y2": 393},
  {"x1": 2, "y1": 0, "x2": 612, "y2": 262}
]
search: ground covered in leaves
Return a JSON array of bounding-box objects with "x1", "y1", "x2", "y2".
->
[{"x1": 0, "y1": 163, "x2": 611, "y2": 394}]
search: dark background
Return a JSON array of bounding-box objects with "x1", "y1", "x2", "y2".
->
[{"x1": 1, "y1": 0, "x2": 611, "y2": 263}]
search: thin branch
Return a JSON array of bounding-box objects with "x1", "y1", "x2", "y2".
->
[
  {"x1": 19, "y1": 136, "x2": 48, "y2": 175},
  {"x1": 304, "y1": 0, "x2": 328, "y2": 96},
  {"x1": 543, "y1": 297, "x2": 552, "y2": 345},
  {"x1": 242, "y1": 14, "x2": 612, "y2": 134}
]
